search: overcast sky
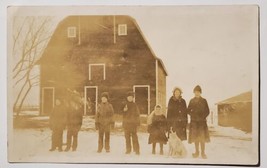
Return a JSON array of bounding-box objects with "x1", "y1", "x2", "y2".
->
[{"x1": 10, "y1": 6, "x2": 259, "y2": 109}]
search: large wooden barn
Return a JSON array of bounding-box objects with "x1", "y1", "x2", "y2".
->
[
  {"x1": 39, "y1": 15, "x2": 168, "y2": 116},
  {"x1": 216, "y1": 91, "x2": 252, "y2": 132}
]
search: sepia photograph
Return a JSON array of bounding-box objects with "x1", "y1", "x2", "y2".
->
[{"x1": 7, "y1": 5, "x2": 259, "y2": 166}]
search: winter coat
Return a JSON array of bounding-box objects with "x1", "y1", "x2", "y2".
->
[
  {"x1": 122, "y1": 101, "x2": 140, "y2": 129},
  {"x1": 95, "y1": 102, "x2": 114, "y2": 126},
  {"x1": 66, "y1": 105, "x2": 83, "y2": 130},
  {"x1": 187, "y1": 97, "x2": 210, "y2": 143},
  {"x1": 49, "y1": 104, "x2": 67, "y2": 131},
  {"x1": 167, "y1": 96, "x2": 188, "y2": 140},
  {"x1": 148, "y1": 114, "x2": 168, "y2": 144}
]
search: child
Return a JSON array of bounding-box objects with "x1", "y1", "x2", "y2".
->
[
  {"x1": 95, "y1": 92, "x2": 114, "y2": 153},
  {"x1": 122, "y1": 91, "x2": 140, "y2": 155},
  {"x1": 147, "y1": 105, "x2": 168, "y2": 155}
]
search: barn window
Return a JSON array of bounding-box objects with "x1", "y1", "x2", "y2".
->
[
  {"x1": 68, "y1": 27, "x2": 76, "y2": 38},
  {"x1": 118, "y1": 24, "x2": 127, "y2": 36},
  {"x1": 89, "y1": 64, "x2": 106, "y2": 81}
]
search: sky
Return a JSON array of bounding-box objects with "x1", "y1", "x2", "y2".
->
[{"x1": 9, "y1": 6, "x2": 259, "y2": 110}]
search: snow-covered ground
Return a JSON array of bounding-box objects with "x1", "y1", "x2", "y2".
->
[{"x1": 8, "y1": 115, "x2": 258, "y2": 165}]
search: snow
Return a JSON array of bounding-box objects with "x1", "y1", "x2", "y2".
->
[{"x1": 9, "y1": 125, "x2": 258, "y2": 165}]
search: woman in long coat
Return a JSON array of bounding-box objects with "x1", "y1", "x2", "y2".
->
[
  {"x1": 188, "y1": 85, "x2": 210, "y2": 159},
  {"x1": 167, "y1": 87, "x2": 188, "y2": 141}
]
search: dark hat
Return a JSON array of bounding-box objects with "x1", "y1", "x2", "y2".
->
[
  {"x1": 101, "y1": 92, "x2": 109, "y2": 99},
  {"x1": 127, "y1": 91, "x2": 135, "y2": 97},
  {"x1": 193, "y1": 85, "x2": 202, "y2": 93}
]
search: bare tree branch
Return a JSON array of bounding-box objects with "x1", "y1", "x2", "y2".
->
[{"x1": 12, "y1": 16, "x2": 54, "y2": 114}]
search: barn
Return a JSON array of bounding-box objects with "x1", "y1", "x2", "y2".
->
[
  {"x1": 216, "y1": 91, "x2": 252, "y2": 132},
  {"x1": 38, "y1": 15, "x2": 168, "y2": 116}
]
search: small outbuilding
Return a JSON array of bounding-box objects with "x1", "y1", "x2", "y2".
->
[{"x1": 216, "y1": 91, "x2": 252, "y2": 132}]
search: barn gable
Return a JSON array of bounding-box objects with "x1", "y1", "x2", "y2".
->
[{"x1": 39, "y1": 15, "x2": 168, "y2": 115}]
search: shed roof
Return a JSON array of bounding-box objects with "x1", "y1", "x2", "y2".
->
[{"x1": 216, "y1": 91, "x2": 252, "y2": 105}]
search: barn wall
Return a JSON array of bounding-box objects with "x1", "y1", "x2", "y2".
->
[
  {"x1": 157, "y1": 63, "x2": 167, "y2": 113},
  {"x1": 39, "y1": 16, "x2": 164, "y2": 115}
]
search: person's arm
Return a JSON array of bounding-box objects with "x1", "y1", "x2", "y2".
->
[
  {"x1": 203, "y1": 99, "x2": 210, "y2": 118},
  {"x1": 187, "y1": 99, "x2": 193, "y2": 116},
  {"x1": 135, "y1": 104, "x2": 141, "y2": 126},
  {"x1": 166, "y1": 99, "x2": 172, "y2": 128},
  {"x1": 95, "y1": 105, "x2": 101, "y2": 129},
  {"x1": 49, "y1": 108, "x2": 55, "y2": 130},
  {"x1": 183, "y1": 99, "x2": 188, "y2": 127},
  {"x1": 109, "y1": 104, "x2": 115, "y2": 128}
]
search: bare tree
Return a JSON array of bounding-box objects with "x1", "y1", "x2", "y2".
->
[{"x1": 12, "y1": 16, "x2": 54, "y2": 115}]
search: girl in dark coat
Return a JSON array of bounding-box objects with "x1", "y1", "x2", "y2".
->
[
  {"x1": 167, "y1": 87, "x2": 188, "y2": 141},
  {"x1": 147, "y1": 105, "x2": 168, "y2": 155},
  {"x1": 188, "y1": 85, "x2": 210, "y2": 159}
]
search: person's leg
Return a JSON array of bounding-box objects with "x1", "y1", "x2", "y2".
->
[
  {"x1": 50, "y1": 130, "x2": 56, "y2": 151},
  {"x1": 131, "y1": 128, "x2": 140, "y2": 155},
  {"x1": 98, "y1": 126, "x2": 104, "y2": 153},
  {"x1": 105, "y1": 129, "x2": 110, "y2": 152},
  {"x1": 65, "y1": 129, "x2": 72, "y2": 151},
  {"x1": 124, "y1": 129, "x2": 131, "y2": 154},
  {"x1": 152, "y1": 143, "x2": 156, "y2": 154},
  {"x1": 160, "y1": 143, "x2": 164, "y2": 155},
  {"x1": 200, "y1": 142, "x2": 207, "y2": 159},
  {"x1": 72, "y1": 129, "x2": 79, "y2": 151},
  {"x1": 192, "y1": 141, "x2": 200, "y2": 158},
  {"x1": 58, "y1": 129, "x2": 64, "y2": 152}
]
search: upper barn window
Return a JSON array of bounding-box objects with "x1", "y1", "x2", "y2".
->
[
  {"x1": 89, "y1": 63, "x2": 106, "y2": 81},
  {"x1": 118, "y1": 24, "x2": 127, "y2": 36},
  {"x1": 67, "y1": 27, "x2": 77, "y2": 38}
]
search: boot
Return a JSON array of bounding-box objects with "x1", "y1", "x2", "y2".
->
[
  {"x1": 49, "y1": 148, "x2": 56, "y2": 152},
  {"x1": 192, "y1": 152, "x2": 199, "y2": 158},
  {"x1": 201, "y1": 153, "x2": 207, "y2": 159},
  {"x1": 64, "y1": 147, "x2": 70, "y2": 152}
]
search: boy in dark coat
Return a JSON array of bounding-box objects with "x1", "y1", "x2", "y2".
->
[
  {"x1": 147, "y1": 105, "x2": 168, "y2": 155},
  {"x1": 95, "y1": 92, "x2": 114, "y2": 153},
  {"x1": 64, "y1": 99, "x2": 83, "y2": 152},
  {"x1": 167, "y1": 87, "x2": 188, "y2": 141},
  {"x1": 49, "y1": 99, "x2": 67, "y2": 152},
  {"x1": 188, "y1": 85, "x2": 210, "y2": 159},
  {"x1": 122, "y1": 91, "x2": 140, "y2": 155}
]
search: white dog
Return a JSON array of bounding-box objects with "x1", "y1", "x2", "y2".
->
[{"x1": 168, "y1": 128, "x2": 187, "y2": 158}]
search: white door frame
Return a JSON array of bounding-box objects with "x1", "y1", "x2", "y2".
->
[
  {"x1": 84, "y1": 86, "x2": 98, "y2": 115},
  {"x1": 41, "y1": 87, "x2": 55, "y2": 115},
  {"x1": 133, "y1": 85, "x2": 150, "y2": 115}
]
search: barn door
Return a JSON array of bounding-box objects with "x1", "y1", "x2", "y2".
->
[
  {"x1": 42, "y1": 87, "x2": 55, "y2": 115},
  {"x1": 133, "y1": 85, "x2": 150, "y2": 115},
  {"x1": 84, "y1": 86, "x2": 98, "y2": 115}
]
